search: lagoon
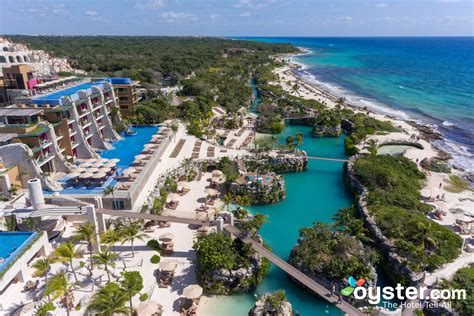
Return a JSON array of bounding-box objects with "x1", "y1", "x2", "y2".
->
[{"x1": 204, "y1": 124, "x2": 351, "y2": 315}]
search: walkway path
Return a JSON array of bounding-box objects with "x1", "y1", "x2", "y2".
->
[
  {"x1": 97, "y1": 208, "x2": 212, "y2": 226},
  {"x1": 224, "y1": 225, "x2": 364, "y2": 316},
  {"x1": 304, "y1": 156, "x2": 349, "y2": 162}
]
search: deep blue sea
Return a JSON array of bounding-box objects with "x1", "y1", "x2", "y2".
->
[{"x1": 237, "y1": 37, "x2": 474, "y2": 172}]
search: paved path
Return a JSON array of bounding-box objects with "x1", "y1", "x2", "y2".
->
[{"x1": 224, "y1": 225, "x2": 364, "y2": 316}]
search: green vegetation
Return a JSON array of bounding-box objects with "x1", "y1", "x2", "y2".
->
[
  {"x1": 344, "y1": 112, "x2": 399, "y2": 155},
  {"x1": 119, "y1": 271, "x2": 144, "y2": 311},
  {"x1": 93, "y1": 249, "x2": 118, "y2": 282},
  {"x1": 193, "y1": 233, "x2": 269, "y2": 294},
  {"x1": 450, "y1": 266, "x2": 474, "y2": 315},
  {"x1": 353, "y1": 155, "x2": 462, "y2": 272},
  {"x1": 428, "y1": 161, "x2": 451, "y2": 174},
  {"x1": 219, "y1": 157, "x2": 240, "y2": 182},
  {"x1": 445, "y1": 175, "x2": 469, "y2": 193},
  {"x1": 87, "y1": 282, "x2": 129, "y2": 316},
  {"x1": 130, "y1": 97, "x2": 179, "y2": 124},
  {"x1": 146, "y1": 239, "x2": 162, "y2": 253},
  {"x1": 11, "y1": 36, "x2": 294, "y2": 85},
  {"x1": 150, "y1": 254, "x2": 161, "y2": 264},
  {"x1": 139, "y1": 293, "x2": 149, "y2": 302},
  {"x1": 35, "y1": 302, "x2": 56, "y2": 316},
  {"x1": 290, "y1": 223, "x2": 378, "y2": 281}
]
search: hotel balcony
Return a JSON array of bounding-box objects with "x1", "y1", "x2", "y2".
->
[
  {"x1": 80, "y1": 120, "x2": 91, "y2": 129},
  {"x1": 36, "y1": 152, "x2": 54, "y2": 167}
]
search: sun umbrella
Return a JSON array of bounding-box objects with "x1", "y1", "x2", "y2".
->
[
  {"x1": 67, "y1": 173, "x2": 80, "y2": 179},
  {"x1": 136, "y1": 301, "x2": 163, "y2": 316},
  {"x1": 205, "y1": 188, "x2": 218, "y2": 196},
  {"x1": 88, "y1": 168, "x2": 100, "y2": 173},
  {"x1": 159, "y1": 233, "x2": 174, "y2": 241},
  {"x1": 109, "y1": 158, "x2": 120, "y2": 163},
  {"x1": 212, "y1": 170, "x2": 223, "y2": 177},
  {"x1": 99, "y1": 167, "x2": 112, "y2": 173},
  {"x1": 86, "y1": 158, "x2": 97, "y2": 163},
  {"x1": 104, "y1": 162, "x2": 116, "y2": 168},
  {"x1": 183, "y1": 284, "x2": 203, "y2": 299},
  {"x1": 159, "y1": 260, "x2": 177, "y2": 272},
  {"x1": 167, "y1": 193, "x2": 179, "y2": 202},
  {"x1": 123, "y1": 167, "x2": 136, "y2": 176},
  {"x1": 71, "y1": 167, "x2": 86, "y2": 173},
  {"x1": 92, "y1": 172, "x2": 107, "y2": 179},
  {"x1": 79, "y1": 173, "x2": 93, "y2": 179},
  {"x1": 90, "y1": 162, "x2": 103, "y2": 168},
  {"x1": 79, "y1": 162, "x2": 92, "y2": 168},
  {"x1": 196, "y1": 212, "x2": 208, "y2": 221},
  {"x1": 135, "y1": 154, "x2": 146, "y2": 161}
]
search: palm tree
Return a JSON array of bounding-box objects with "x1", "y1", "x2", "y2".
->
[
  {"x1": 223, "y1": 193, "x2": 233, "y2": 212},
  {"x1": 53, "y1": 242, "x2": 80, "y2": 282},
  {"x1": 119, "y1": 271, "x2": 144, "y2": 311},
  {"x1": 100, "y1": 229, "x2": 122, "y2": 253},
  {"x1": 103, "y1": 186, "x2": 116, "y2": 209},
  {"x1": 295, "y1": 132, "x2": 304, "y2": 148},
  {"x1": 32, "y1": 258, "x2": 51, "y2": 295},
  {"x1": 336, "y1": 97, "x2": 346, "y2": 109},
  {"x1": 93, "y1": 249, "x2": 118, "y2": 282},
  {"x1": 121, "y1": 222, "x2": 148, "y2": 257},
  {"x1": 72, "y1": 223, "x2": 96, "y2": 273},
  {"x1": 87, "y1": 282, "x2": 129, "y2": 316},
  {"x1": 367, "y1": 139, "x2": 378, "y2": 156},
  {"x1": 45, "y1": 271, "x2": 76, "y2": 316}
]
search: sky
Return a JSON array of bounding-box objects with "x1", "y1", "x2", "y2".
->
[{"x1": 0, "y1": 0, "x2": 473, "y2": 36}]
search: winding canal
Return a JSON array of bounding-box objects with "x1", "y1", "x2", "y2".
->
[{"x1": 204, "y1": 82, "x2": 350, "y2": 315}]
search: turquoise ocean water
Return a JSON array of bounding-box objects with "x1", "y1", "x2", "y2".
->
[{"x1": 238, "y1": 37, "x2": 474, "y2": 172}]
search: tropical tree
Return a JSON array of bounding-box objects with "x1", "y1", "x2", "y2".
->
[
  {"x1": 367, "y1": 139, "x2": 378, "y2": 156},
  {"x1": 121, "y1": 222, "x2": 148, "y2": 257},
  {"x1": 285, "y1": 135, "x2": 295, "y2": 149},
  {"x1": 295, "y1": 132, "x2": 304, "y2": 148},
  {"x1": 119, "y1": 271, "x2": 144, "y2": 311},
  {"x1": 32, "y1": 258, "x2": 51, "y2": 295},
  {"x1": 45, "y1": 271, "x2": 76, "y2": 316},
  {"x1": 336, "y1": 97, "x2": 346, "y2": 109},
  {"x1": 223, "y1": 193, "x2": 233, "y2": 212},
  {"x1": 100, "y1": 229, "x2": 123, "y2": 253},
  {"x1": 87, "y1": 282, "x2": 129, "y2": 316},
  {"x1": 103, "y1": 186, "x2": 116, "y2": 209},
  {"x1": 52, "y1": 242, "x2": 80, "y2": 282},
  {"x1": 35, "y1": 302, "x2": 56, "y2": 316},
  {"x1": 93, "y1": 249, "x2": 118, "y2": 282},
  {"x1": 72, "y1": 223, "x2": 96, "y2": 273}
]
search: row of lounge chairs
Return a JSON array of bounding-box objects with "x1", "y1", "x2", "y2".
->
[
  {"x1": 207, "y1": 147, "x2": 215, "y2": 158},
  {"x1": 239, "y1": 132, "x2": 255, "y2": 149}
]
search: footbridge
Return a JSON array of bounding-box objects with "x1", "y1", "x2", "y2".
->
[
  {"x1": 303, "y1": 156, "x2": 350, "y2": 162},
  {"x1": 224, "y1": 225, "x2": 364, "y2": 316}
]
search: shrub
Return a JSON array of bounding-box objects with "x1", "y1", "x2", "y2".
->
[
  {"x1": 446, "y1": 175, "x2": 469, "y2": 193},
  {"x1": 150, "y1": 255, "x2": 161, "y2": 264},
  {"x1": 147, "y1": 239, "x2": 161, "y2": 251},
  {"x1": 35, "y1": 302, "x2": 56, "y2": 316},
  {"x1": 139, "y1": 293, "x2": 148, "y2": 302},
  {"x1": 428, "y1": 162, "x2": 451, "y2": 174}
]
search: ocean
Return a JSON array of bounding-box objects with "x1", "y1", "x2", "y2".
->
[{"x1": 237, "y1": 37, "x2": 474, "y2": 172}]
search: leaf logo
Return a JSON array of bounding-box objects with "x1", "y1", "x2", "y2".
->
[{"x1": 341, "y1": 276, "x2": 366, "y2": 297}]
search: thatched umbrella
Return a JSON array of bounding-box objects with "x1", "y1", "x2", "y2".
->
[
  {"x1": 196, "y1": 212, "x2": 208, "y2": 221},
  {"x1": 67, "y1": 173, "x2": 80, "y2": 180},
  {"x1": 103, "y1": 162, "x2": 116, "y2": 168},
  {"x1": 167, "y1": 193, "x2": 179, "y2": 202},
  {"x1": 90, "y1": 162, "x2": 103, "y2": 168},
  {"x1": 159, "y1": 260, "x2": 177, "y2": 272},
  {"x1": 136, "y1": 301, "x2": 163, "y2": 316},
  {"x1": 205, "y1": 188, "x2": 218, "y2": 197},
  {"x1": 123, "y1": 167, "x2": 137, "y2": 176},
  {"x1": 88, "y1": 168, "x2": 100, "y2": 173},
  {"x1": 71, "y1": 167, "x2": 86, "y2": 173},
  {"x1": 159, "y1": 233, "x2": 174, "y2": 242},
  {"x1": 212, "y1": 170, "x2": 223, "y2": 177},
  {"x1": 183, "y1": 284, "x2": 203, "y2": 299},
  {"x1": 99, "y1": 167, "x2": 112, "y2": 174},
  {"x1": 79, "y1": 173, "x2": 93, "y2": 180},
  {"x1": 109, "y1": 158, "x2": 120, "y2": 163},
  {"x1": 79, "y1": 162, "x2": 92, "y2": 168},
  {"x1": 86, "y1": 158, "x2": 97, "y2": 163},
  {"x1": 92, "y1": 172, "x2": 107, "y2": 179}
]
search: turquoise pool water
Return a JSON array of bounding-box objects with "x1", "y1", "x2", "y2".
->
[
  {"x1": 57, "y1": 125, "x2": 159, "y2": 194},
  {"x1": 204, "y1": 125, "x2": 351, "y2": 315},
  {"x1": 0, "y1": 232, "x2": 37, "y2": 271},
  {"x1": 100, "y1": 125, "x2": 159, "y2": 169}
]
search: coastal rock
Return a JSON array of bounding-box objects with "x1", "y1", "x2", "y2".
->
[
  {"x1": 245, "y1": 153, "x2": 308, "y2": 173},
  {"x1": 407, "y1": 121, "x2": 443, "y2": 142},
  {"x1": 311, "y1": 124, "x2": 342, "y2": 137},
  {"x1": 249, "y1": 291, "x2": 293, "y2": 316}
]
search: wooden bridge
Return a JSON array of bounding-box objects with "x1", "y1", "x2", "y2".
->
[
  {"x1": 304, "y1": 156, "x2": 350, "y2": 162},
  {"x1": 224, "y1": 225, "x2": 364, "y2": 316},
  {"x1": 96, "y1": 209, "x2": 362, "y2": 315}
]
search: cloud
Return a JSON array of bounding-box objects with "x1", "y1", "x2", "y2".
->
[
  {"x1": 135, "y1": 0, "x2": 166, "y2": 10},
  {"x1": 161, "y1": 11, "x2": 198, "y2": 22},
  {"x1": 375, "y1": 3, "x2": 388, "y2": 8},
  {"x1": 240, "y1": 12, "x2": 251, "y2": 17},
  {"x1": 209, "y1": 14, "x2": 220, "y2": 20},
  {"x1": 52, "y1": 9, "x2": 68, "y2": 15},
  {"x1": 85, "y1": 10, "x2": 98, "y2": 16}
]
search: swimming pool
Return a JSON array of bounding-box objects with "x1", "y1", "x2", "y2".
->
[
  {"x1": 0, "y1": 232, "x2": 37, "y2": 272},
  {"x1": 56, "y1": 125, "x2": 159, "y2": 194}
]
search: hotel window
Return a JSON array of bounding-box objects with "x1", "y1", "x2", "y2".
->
[
  {"x1": 113, "y1": 200, "x2": 125, "y2": 210},
  {"x1": 118, "y1": 88, "x2": 126, "y2": 92},
  {"x1": 119, "y1": 96, "x2": 128, "y2": 101}
]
